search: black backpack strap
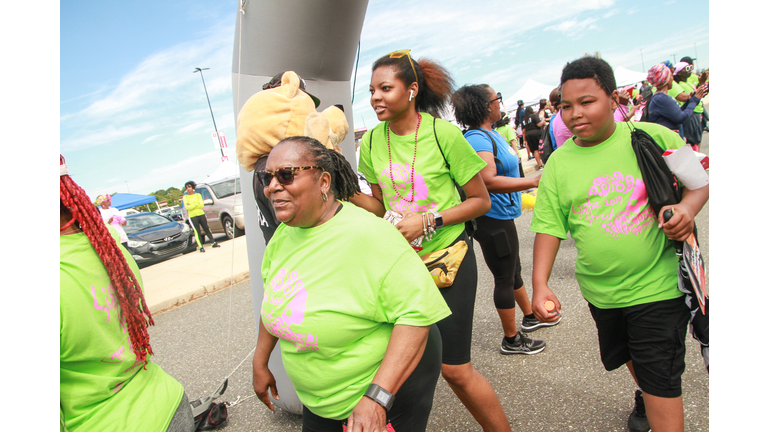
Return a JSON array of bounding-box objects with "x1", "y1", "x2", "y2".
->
[
  {"x1": 467, "y1": 127, "x2": 500, "y2": 163},
  {"x1": 465, "y1": 127, "x2": 515, "y2": 207},
  {"x1": 433, "y1": 117, "x2": 450, "y2": 170},
  {"x1": 434, "y1": 117, "x2": 476, "y2": 236}
]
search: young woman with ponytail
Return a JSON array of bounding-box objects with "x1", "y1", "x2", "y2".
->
[
  {"x1": 353, "y1": 51, "x2": 513, "y2": 431},
  {"x1": 252, "y1": 137, "x2": 449, "y2": 431},
  {"x1": 60, "y1": 155, "x2": 193, "y2": 431}
]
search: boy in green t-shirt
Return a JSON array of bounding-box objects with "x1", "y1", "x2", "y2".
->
[{"x1": 530, "y1": 57, "x2": 709, "y2": 432}]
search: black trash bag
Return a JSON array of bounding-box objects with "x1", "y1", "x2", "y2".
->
[{"x1": 629, "y1": 127, "x2": 682, "y2": 217}]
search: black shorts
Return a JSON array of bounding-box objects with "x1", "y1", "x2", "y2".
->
[
  {"x1": 524, "y1": 130, "x2": 542, "y2": 151},
  {"x1": 588, "y1": 296, "x2": 690, "y2": 398},
  {"x1": 433, "y1": 232, "x2": 478, "y2": 365}
]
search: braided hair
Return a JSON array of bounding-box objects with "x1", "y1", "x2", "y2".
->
[
  {"x1": 281, "y1": 136, "x2": 361, "y2": 201},
  {"x1": 452, "y1": 84, "x2": 493, "y2": 129},
  {"x1": 60, "y1": 155, "x2": 154, "y2": 365},
  {"x1": 372, "y1": 52, "x2": 455, "y2": 118}
]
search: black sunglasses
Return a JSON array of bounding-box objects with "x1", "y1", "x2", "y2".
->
[
  {"x1": 488, "y1": 92, "x2": 502, "y2": 104},
  {"x1": 257, "y1": 166, "x2": 321, "y2": 187}
]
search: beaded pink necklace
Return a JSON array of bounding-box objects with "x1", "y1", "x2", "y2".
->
[{"x1": 386, "y1": 112, "x2": 421, "y2": 202}]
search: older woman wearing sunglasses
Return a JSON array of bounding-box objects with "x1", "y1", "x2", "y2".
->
[
  {"x1": 352, "y1": 49, "x2": 514, "y2": 432},
  {"x1": 252, "y1": 136, "x2": 449, "y2": 432}
]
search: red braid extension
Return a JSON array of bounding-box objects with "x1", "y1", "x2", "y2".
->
[{"x1": 60, "y1": 165, "x2": 155, "y2": 365}]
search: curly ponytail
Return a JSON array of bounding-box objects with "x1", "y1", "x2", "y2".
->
[{"x1": 60, "y1": 156, "x2": 154, "y2": 365}]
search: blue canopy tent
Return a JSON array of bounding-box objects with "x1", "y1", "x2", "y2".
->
[{"x1": 109, "y1": 193, "x2": 158, "y2": 211}]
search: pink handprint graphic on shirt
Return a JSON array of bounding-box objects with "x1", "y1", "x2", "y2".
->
[
  {"x1": 574, "y1": 171, "x2": 656, "y2": 238},
  {"x1": 262, "y1": 269, "x2": 318, "y2": 352}
]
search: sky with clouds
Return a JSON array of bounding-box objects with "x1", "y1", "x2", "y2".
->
[{"x1": 59, "y1": 0, "x2": 709, "y2": 200}]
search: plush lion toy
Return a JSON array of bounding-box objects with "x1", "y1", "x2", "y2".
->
[{"x1": 236, "y1": 71, "x2": 349, "y2": 171}]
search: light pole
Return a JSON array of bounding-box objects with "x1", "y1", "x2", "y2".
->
[
  {"x1": 671, "y1": 54, "x2": 677, "y2": 64},
  {"x1": 694, "y1": 43, "x2": 698, "y2": 70},
  {"x1": 193, "y1": 67, "x2": 224, "y2": 158},
  {"x1": 640, "y1": 48, "x2": 645, "y2": 71},
  {"x1": 125, "y1": 181, "x2": 130, "y2": 194}
]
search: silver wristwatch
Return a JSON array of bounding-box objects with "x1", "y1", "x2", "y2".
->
[{"x1": 432, "y1": 211, "x2": 444, "y2": 228}]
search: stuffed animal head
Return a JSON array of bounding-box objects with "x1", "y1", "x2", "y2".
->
[
  {"x1": 236, "y1": 71, "x2": 350, "y2": 171},
  {"x1": 304, "y1": 105, "x2": 349, "y2": 154}
]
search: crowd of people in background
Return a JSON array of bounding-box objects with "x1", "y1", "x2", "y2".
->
[
  {"x1": 61, "y1": 48, "x2": 708, "y2": 432},
  {"x1": 507, "y1": 56, "x2": 708, "y2": 171}
]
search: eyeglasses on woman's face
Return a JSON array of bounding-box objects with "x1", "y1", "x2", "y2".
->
[
  {"x1": 257, "y1": 166, "x2": 321, "y2": 187},
  {"x1": 488, "y1": 92, "x2": 502, "y2": 104}
]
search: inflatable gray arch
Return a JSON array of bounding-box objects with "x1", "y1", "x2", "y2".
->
[{"x1": 231, "y1": 0, "x2": 369, "y2": 415}]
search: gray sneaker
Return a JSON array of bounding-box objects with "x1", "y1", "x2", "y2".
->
[
  {"x1": 628, "y1": 390, "x2": 651, "y2": 432},
  {"x1": 521, "y1": 315, "x2": 562, "y2": 332},
  {"x1": 500, "y1": 333, "x2": 546, "y2": 355}
]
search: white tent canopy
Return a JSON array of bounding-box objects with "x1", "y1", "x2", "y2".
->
[
  {"x1": 614, "y1": 66, "x2": 648, "y2": 87},
  {"x1": 508, "y1": 79, "x2": 558, "y2": 108},
  {"x1": 204, "y1": 160, "x2": 239, "y2": 183}
]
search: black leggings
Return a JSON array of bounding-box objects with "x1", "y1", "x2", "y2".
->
[
  {"x1": 190, "y1": 214, "x2": 215, "y2": 245},
  {"x1": 472, "y1": 215, "x2": 524, "y2": 310},
  {"x1": 301, "y1": 325, "x2": 443, "y2": 432}
]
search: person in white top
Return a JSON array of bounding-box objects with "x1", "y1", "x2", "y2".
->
[{"x1": 95, "y1": 194, "x2": 129, "y2": 248}]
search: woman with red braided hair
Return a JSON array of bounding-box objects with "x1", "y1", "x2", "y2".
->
[{"x1": 60, "y1": 155, "x2": 194, "y2": 432}]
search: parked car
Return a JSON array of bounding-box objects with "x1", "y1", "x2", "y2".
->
[
  {"x1": 123, "y1": 212, "x2": 196, "y2": 266},
  {"x1": 167, "y1": 205, "x2": 184, "y2": 221},
  {"x1": 123, "y1": 208, "x2": 140, "y2": 216},
  {"x1": 185, "y1": 177, "x2": 245, "y2": 239}
]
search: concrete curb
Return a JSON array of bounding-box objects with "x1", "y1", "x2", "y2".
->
[
  {"x1": 141, "y1": 234, "x2": 251, "y2": 315},
  {"x1": 149, "y1": 270, "x2": 251, "y2": 315}
]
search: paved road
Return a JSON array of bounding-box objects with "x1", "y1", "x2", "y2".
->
[{"x1": 148, "y1": 133, "x2": 710, "y2": 431}]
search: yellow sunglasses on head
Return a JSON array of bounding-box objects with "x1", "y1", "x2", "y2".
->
[{"x1": 388, "y1": 49, "x2": 418, "y2": 82}]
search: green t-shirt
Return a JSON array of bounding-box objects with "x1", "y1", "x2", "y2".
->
[
  {"x1": 495, "y1": 124, "x2": 520, "y2": 158},
  {"x1": 60, "y1": 226, "x2": 184, "y2": 431},
  {"x1": 359, "y1": 113, "x2": 486, "y2": 255},
  {"x1": 183, "y1": 193, "x2": 204, "y2": 218},
  {"x1": 530, "y1": 121, "x2": 685, "y2": 309},
  {"x1": 668, "y1": 80, "x2": 684, "y2": 100},
  {"x1": 677, "y1": 81, "x2": 704, "y2": 113},
  {"x1": 687, "y1": 73, "x2": 699, "y2": 88},
  {"x1": 261, "y1": 202, "x2": 451, "y2": 419}
]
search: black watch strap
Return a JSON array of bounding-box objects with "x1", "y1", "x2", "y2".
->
[{"x1": 364, "y1": 383, "x2": 394, "y2": 411}]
